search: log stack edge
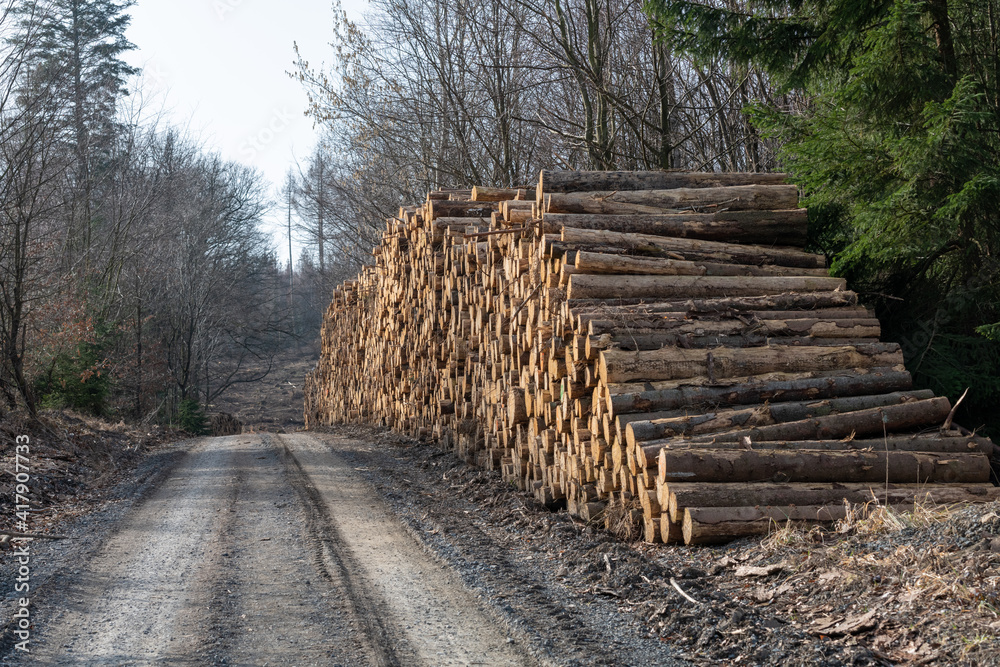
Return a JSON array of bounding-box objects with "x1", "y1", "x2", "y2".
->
[{"x1": 304, "y1": 170, "x2": 1000, "y2": 545}]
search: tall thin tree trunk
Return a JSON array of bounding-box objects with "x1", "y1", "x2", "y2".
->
[
  {"x1": 928, "y1": 0, "x2": 957, "y2": 81},
  {"x1": 71, "y1": 1, "x2": 92, "y2": 271}
]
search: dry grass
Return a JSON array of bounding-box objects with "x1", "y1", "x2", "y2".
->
[
  {"x1": 836, "y1": 497, "x2": 959, "y2": 536},
  {"x1": 759, "y1": 520, "x2": 826, "y2": 551},
  {"x1": 756, "y1": 496, "x2": 962, "y2": 552},
  {"x1": 732, "y1": 498, "x2": 1000, "y2": 663},
  {"x1": 604, "y1": 496, "x2": 642, "y2": 542}
]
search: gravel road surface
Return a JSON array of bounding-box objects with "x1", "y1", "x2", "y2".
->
[{"x1": 11, "y1": 433, "x2": 537, "y2": 666}]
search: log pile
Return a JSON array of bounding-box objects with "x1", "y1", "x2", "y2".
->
[
  {"x1": 211, "y1": 412, "x2": 243, "y2": 437},
  {"x1": 304, "y1": 170, "x2": 1000, "y2": 545}
]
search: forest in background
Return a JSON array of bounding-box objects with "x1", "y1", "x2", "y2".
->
[
  {"x1": 293, "y1": 0, "x2": 1000, "y2": 436},
  {"x1": 0, "y1": 0, "x2": 293, "y2": 429},
  {"x1": 2, "y1": 0, "x2": 998, "y2": 436}
]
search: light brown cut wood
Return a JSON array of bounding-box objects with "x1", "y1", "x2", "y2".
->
[{"x1": 306, "y1": 173, "x2": 997, "y2": 547}]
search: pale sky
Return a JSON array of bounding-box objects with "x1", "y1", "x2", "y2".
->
[{"x1": 124, "y1": 0, "x2": 369, "y2": 262}]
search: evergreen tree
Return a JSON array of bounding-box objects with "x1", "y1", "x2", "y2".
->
[
  {"x1": 14, "y1": 0, "x2": 138, "y2": 262},
  {"x1": 645, "y1": 0, "x2": 1000, "y2": 435}
]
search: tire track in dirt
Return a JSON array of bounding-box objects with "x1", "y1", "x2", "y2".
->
[
  {"x1": 22, "y1": 435, "x2": 387, "y2": 665},
  {"x1": 16, "y1": 434, "x2": 536, "y2": 666},
  {"x1": 25, "y1": 436, "x2": 242, "y2": 665},
  {"x1": 279, "y1": 433, "x2": 536, "y2": 667},
  {"x1": 203, "y1": 435, "x2": 372, "y2": 666},
  {"x1": 278, "y1": 435, "x2": 405, "y2": 666}
]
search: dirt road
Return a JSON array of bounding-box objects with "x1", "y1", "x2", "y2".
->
[
  {"x1": 6, "y1": 424, "x2": 993, "y2": 665},
  {"x1": 19, "y1": 433, "x2": 535, "y2": 666}
]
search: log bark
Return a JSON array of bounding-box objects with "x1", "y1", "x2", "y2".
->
[
  {"x1": 598, "y1": 343, "x2": 903, "y2": 384},
  {"x1": 685, "y1": 397, "x2": 951, "y2": 444},
  {"x1": 539, "y1": 169, "x2": 789, "y2": 193},
  {"x1": 586, "y1": 314, "x2": 877, "y2": 335},
  {"x1": 472, "y1": 186, "x2": 534, "y2": 202},
  {"x1": 666, "y1": 481, "x2": 1000, "y2": 522},
  {"x1": 432, "y1": 216, "x2": 492, "y2": 229},
  {"x1": 572, "y1": 298, "x2": 864, "y2": 327},
  {"x1": 427, "y1": 200, "x2": 499, "y2": 220},
  {"x1": 584, "y1": 319, "x2": 882, "y2": 357},
  {"x1": 649, "y1": 433, "x2": 987, "y2": 462},
  {"x1": 567, "y1": 274, "x2": 846, "y2": 301},
  {"x1": 657, "y1": 448, "x2": 988, "y2": 485},
  {"x1": 626, "y1": 390, "x2": 935, "y2": 447},
  {"x1": 683, "y1": 505, "x2": 848, "y2": 545},
  {"x1": 605, "y1": 368, "x2": 912, "y2": 417},
  {"x1": 562, "y1": 227, "x2": 824, "y2": 268},
  {"x1": 546, "y1": 185, "x2": 800, "y2": 215},
  {"x1": 566, "y1": 292, "x2": 860, "y2": 317},
  {"x1": 649, "y1": 434, "x2": 989, "y2": 485},
  {"x1": 573, "y1": 251, "x2": 830, "y2": 277},
  {"x1": 595, "y1": 334, "x2": 880, "y2": 354},
  {"x1": 543, "y1": 209, "x2": 807, "y2": 244}
]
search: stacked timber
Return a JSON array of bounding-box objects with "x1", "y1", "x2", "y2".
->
[{"x1": 304, "y1": 170, "x2": 1000, "y2": 545}]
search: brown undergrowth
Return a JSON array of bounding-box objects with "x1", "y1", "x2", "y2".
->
[
  {"x1": 732, "y1": 499, "x2": 1000, "y2": 665},
  {"x1": 0, "y1": 409, "x2": 185, "y2": 535}
]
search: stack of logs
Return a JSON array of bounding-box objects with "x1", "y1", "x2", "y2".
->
[{"x1": 305, "y1": 170, "x2": 1000, "y2": 545}]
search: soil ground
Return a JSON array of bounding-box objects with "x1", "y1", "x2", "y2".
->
[{"x1": 210, "y1": 341, "x2": 318, "y2": 432}]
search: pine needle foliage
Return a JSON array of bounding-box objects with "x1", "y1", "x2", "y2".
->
[{"x1": 645, "y1": 0, "x2": 1000, "y2": 435}]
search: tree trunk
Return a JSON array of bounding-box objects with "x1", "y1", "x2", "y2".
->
[
  {"x1": 427, "y1": 200, "x2": 498, "y2": 220},
  {"x1": 684, "y1": 396, "x2": 952, "y2": 444},
  {"x1": 927, "y1": 0, "x2": 958, "y2": 80},
  {"x1": 666, "y1": 481, "x2": 1000, "y2": 522},
  {"x1": 573, "y1": 251, "x2": 828, "y2": 277},
  {"x1": 561, "y1": 227, "x2": 825, "y2": 268},
  {"x1": 604, "y1": 367, "x2": 912, "y2": 418},
  {"x1": 546, "y1": 185, "x2": 800, "y2": 214},
  {"x1": 566, "y1": 274, "x2": 846, "y2": 301},
  {"x1": 584, "y1": 318, "x2": 881, "y2": 357},
  {"x1": 657, "y1": 448, "x2": 989, "y2": 485},
  {"x1": 683, "y1": 505, "x2": 848, "y2": 545},
  {"x1": 472, "y1": 186, "x2": 535, "y2": 202},
  {"x1": 585, "y1": 310, "x2": 875, "y2": 333},
  {"x1": 598, "y1": 343, "x2": 903, "y2": 384},
  {"x1": 625, "y1": 390, "x2": 935, "y2": 447},
  {"x1": 544, "y1": 210, "x2": 808, "y2": 243},
  {"x1": 538, "y1": 170, "x2": 788, "y2": 193}
]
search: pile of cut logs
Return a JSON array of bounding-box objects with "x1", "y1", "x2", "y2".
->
[{"x1": 304, "y1": 170, "x2": 1000, "y2": 545}]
